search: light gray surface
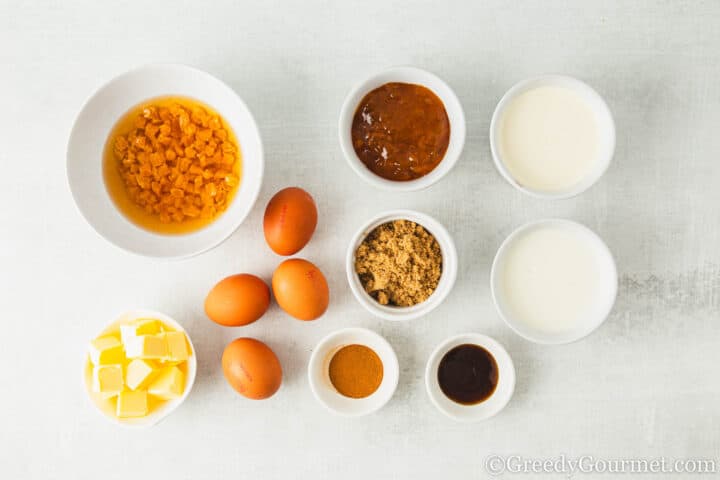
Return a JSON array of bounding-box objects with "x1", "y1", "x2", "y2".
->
[{"x1": 1, "y1": 1, "x2": 719, "y2": 478}]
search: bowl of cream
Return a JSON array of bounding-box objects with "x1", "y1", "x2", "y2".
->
[
  {"x1": 490, "y1": 75, "x2": 615, "y2": 199},
  {"x1": 491, "y1": 219, "x2": 617, "y2": 344}
]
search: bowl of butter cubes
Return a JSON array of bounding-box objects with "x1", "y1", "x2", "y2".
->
[{"x1": 83, "y1": 309, "x2": 197, "y2": 427}]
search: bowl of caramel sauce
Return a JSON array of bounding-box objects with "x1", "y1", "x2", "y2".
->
[{"x1": 339, "y1": 67, "x2": 466, "y2": 191}]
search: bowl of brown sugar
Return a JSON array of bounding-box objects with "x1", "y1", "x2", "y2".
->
[
  {"x1": 346, "y1": 209, "x2": 458, "y2": 321},
  {"x1": 338, "y1": 66, "x2": 466, "y2": 191}
]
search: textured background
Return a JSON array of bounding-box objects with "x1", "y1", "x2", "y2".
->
[{"x1": 1, "y1": 1, "x2": 719, "y2": 478}]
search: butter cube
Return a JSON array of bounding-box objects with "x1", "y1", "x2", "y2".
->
[
  {"x1": 120, "y1": 318, "x2": 160, "y2": 344},
  {"x1": 165, "y1": 331, "x2": 190, "y2": 362},
  {"x1": 125, "y1": 359, "x2": 155, "y2": 390},
  {"x1": 88, "y1": 336, "x2": 125, "y2": 365},
  {"x1": 92, "y1": 364, "x2": 124, "y2": 398},
  {"x1": 124, "y1": 334, "x2": 167, "y2": 359},
  {"x1": 116, "y1": 390, "x2": 148, "y2": 418},
  {"x1": 148, "y1": 366, "x2": 185, "y2": 400}
]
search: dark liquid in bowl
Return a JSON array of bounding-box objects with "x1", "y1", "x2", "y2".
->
[{"x1": 437, "y1": 344, "x2": 498, "y2": 405}]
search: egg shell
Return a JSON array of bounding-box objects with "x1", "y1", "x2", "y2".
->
[
  {"x1": 263, "y1": 187, "x2": 318, "y2": 256},
  {"x1": 222, "y1": 338, "x2": 283, "y2": 400},
  {"x1": 205, "y1": 274, "x2": 271, "y2": 327},
  {"x1": 272, "y1": 259, "x2": 329, "y2": 321}
]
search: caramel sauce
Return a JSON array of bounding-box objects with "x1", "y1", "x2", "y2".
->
[
  {"x1": 351, "y1": 82, "x2": 450, "y2": 181},
  {"x1": 437, "y1": 344, "x2": 498, "y2": 405}
]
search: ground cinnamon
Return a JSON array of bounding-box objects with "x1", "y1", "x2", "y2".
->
[{"x1": 328, "y1": 344, "x2": 383, "y2": 398}]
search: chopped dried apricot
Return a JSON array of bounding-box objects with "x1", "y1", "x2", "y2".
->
[{"x1": 104, "y1": 97, "x2": 241, "y2": 234}]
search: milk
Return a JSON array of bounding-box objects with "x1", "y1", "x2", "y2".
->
[
  {"x1": 498, "y1": 85, "x2": 601, "y2": 192},
  {"x1": 497, "y1": 223, "x2": 614, "y2": 335}
]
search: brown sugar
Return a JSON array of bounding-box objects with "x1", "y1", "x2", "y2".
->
[{"x1": 354, "y1": 220, "x2": 442, "y2": 307}]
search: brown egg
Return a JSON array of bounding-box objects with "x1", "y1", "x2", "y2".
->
[
  {"x1": 263, "y1": 187, "x2": 318, "y2": 256},
  {"x1": 222, "y1": 338, "x2": 283, "y2": 399},
  {"x1": 272, "y1": 258, "x2": 329, "y2": 321},
  {"x1": 205, "y1": 274, "x2": 270, "y2": 327}
]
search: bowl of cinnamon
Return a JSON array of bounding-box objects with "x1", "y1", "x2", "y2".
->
[{"x1": 307, "y1": 327, "x2": 399, "y2": 416}]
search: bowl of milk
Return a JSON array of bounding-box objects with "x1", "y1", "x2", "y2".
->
[
  {"x1": 490, "y1": 75, "x2": 615, "y2": 199},
  {"x1": 491, "y1": 219, "x2": 617, "y2": 344}
]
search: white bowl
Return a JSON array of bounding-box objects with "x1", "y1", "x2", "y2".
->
[
  {"x1": 338, "y1": 66, "x2": 466, "y2": 191},
  {"x1": 308, "y1": 328, "x2": 399, "y2": 417},
  {"x1": 346, "y1": 209, "x2": 458, "y2": 321},
  {"x1": 83, "y1": 309, "x2": 197, "y2": 428},
  {"x1": 425, "y1": 333, "x2": 515, "y2": 422},
  {"x1": 490, "y1": 219, "x2": 618, "y2": 344},
  {"x1": 489, "y1": 75, "x2": 615, "y2": 199},
  {"x1": 67, "y1": 64, "x2": 264, "y2": 258}
]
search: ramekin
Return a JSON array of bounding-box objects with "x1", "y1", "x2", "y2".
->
[
  {"x1": 425, "y1": 333, "x2": 515, "y2": 422},
  {"x1": 82, "y1": 309, "x2": 197, "y2": 428},
  {"x1": 490, "y1": 219, "x2": 618, "y2": 344},
  {"x1": 308, "y1": 328, "x2": 399, "y2": 417},
  {"x1": 346, "y1": 209, "x2": 457, "y2": 321},
  {"x1": 338, "y1": 66, "x2": 466, "y2": 191},
  {"x1": 489, "y1": 75, "x2": 615, "y2": 199}
]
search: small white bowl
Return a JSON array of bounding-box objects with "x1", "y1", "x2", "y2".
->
[
  {"x1": 489, "y1": 75, "x2": 615, "y2": 199},
  {"x1": 338, "y1": 66, "x2": 466, "y2": 191},
  {"x1": 67, "y1": 64, "x2": 264, "y2": 258},
  {"x1": 346, "y1": 209, "x2": 458, "y2": 321},
  {"x1": 425, "y1": 333, "x2": 515, "y2": 422},
  {"x1": 83, "y1": 309, "x2": 197, "y2": 428},
  {"x1": 308, "y1": 328, "x2": 399, "y2": 417},
  {"x1": 490, "y1": 219, "x2": 618, "y2": 344}
]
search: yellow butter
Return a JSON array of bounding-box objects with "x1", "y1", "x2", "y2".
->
[
  {"x1": 120, "y1": 318, "x2": 161, "y2": 344},
  {"x1": 88, "y1": 336, "x2": 125, "y2": 365},
  {"x1": 148, "y1": 366, "x2": 185, "y2": 400},
  {"x1": 124, "y1": 334, "x2": 168, "y2": 359},
  {"x1": 165, "y1": 331, "x2": 190, "y2": 362},
  {"x1": 92, "y1": 364, "x2": 124, "y2": 398},
  {"x1": 125, "y1": 359, "x2": 155, "y2": 391},
  {"x1": 116, "y1": 390, "x2": 148, "y2": 418}
]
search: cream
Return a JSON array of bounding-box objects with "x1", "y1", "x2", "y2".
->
[
  {"x1": 497, "y1": 223, "x2": 614, "y2": 335},
  {"x1": 498, "y1": 85, "x2": 601, "y2": 192}
]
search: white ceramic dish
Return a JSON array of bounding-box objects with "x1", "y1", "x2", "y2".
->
[
  {"x1": 346, "y1": 209, "x2": 458, "y2": 321},
  {"x1": 489, "y1": 75, "x2": 615, "y2": 199},
  {"x1": 491, "y1": 219, "x2": 618, "y2": 344},
  {"x1": 338, "y1": 66, "x2": 466, "y2": 191},
  {"x1": 83, "y1": 309, "x2": 197, "y2": 428},
  {"x1": 425, "y1": 333, "x2": 515, "y2": 422},
  {"x1": 67, "y1": 64, "x2": 264, "y2": 258},
  {"x1": 308, "y1": 328, "x2": 399, "y2": 417}
]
